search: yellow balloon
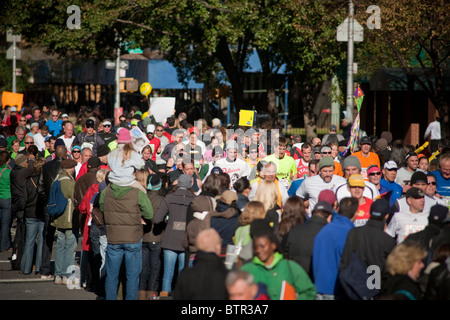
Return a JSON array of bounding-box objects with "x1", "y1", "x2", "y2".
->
[
  {"x1": 142, "y1": 111, "x2": 148, "y2": 120},
  {"x1": 140, "y1": 82, "x2": 152, "y2": 96}
]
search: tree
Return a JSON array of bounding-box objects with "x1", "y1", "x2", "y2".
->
[{"x1": 354, "y1": 0, "x2": 450, "y2": 138}]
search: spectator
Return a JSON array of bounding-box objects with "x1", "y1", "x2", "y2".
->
[
  {"x1": 378, "y1": 242, "x2": 427, "y2": 300},
  {"x1": 226, "y1": 270, "x2": 270, "y2": 300},
  {"x1": 380, "y1": 160, "x2": 403, "y2": 207}
]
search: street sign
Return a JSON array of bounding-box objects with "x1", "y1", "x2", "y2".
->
[
  {"x1": 106, "y1": 59, "x2": 128, "y2": 69},
  {"x1": 6, "y1": 30, "x2": 21, "y2": 43},
  {"x1": 6, "y1": 44, "x2": 21, "y2": 60},
  {"x1": 337, "y1": 17, "x2": 364, "y2": 42}
]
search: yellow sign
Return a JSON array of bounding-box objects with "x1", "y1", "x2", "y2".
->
[{"x1": 238, "y1": 110, "x2": 255, "y2": 127}]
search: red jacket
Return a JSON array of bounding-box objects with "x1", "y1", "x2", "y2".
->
[{"x1": 78, "y1": 183, "x2": 99, "y2": 251}]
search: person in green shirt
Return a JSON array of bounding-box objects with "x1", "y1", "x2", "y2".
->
[
  {"x1": 241, "y1": 220, "x2": 316, "y2": 300},
  {"x1": 262, "y1": 136, "x2": 297, "y2": 186}
]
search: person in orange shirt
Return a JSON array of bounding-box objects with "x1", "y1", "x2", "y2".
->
[
  {"x1": 321, "y1": 145, "x2": 343, "y2": 177},
  {"x1": 351, "y1": 136, "x2": 380, "y2": 180}
]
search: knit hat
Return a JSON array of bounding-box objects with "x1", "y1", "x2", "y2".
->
[
  {"x1": 61, "y1": 159, "x2": 77, "y2": 169},
  {"x1": 54, "y1": 138, "x2": 65, "y2": 148},
  {"x1": 0, "y1": 138, "x2": 8, "y2": 148},
  {"x1": 177, "y1": 174, "x2": 192, "y2": 189},
  {"x1": 87, "y1": 157, "x2": 102, "y2": 169},
  {"x1": 117, "y1": 128, "x2": 132, "y2": 144},
  {"x1": 343, "y1": 156, "x2": 362, "y2": 170},
  {"x1": 212, "y1": 118, "x2": 221, "y2": 127},
  {"x1": 14, "y1": 154, "x2": 28, "y2": 166},
  {"x1": 370, "y1": 198, "x2": 390, "y2": 217},
  {"x1": 147, "y1": 174, "x2": 162, "y2": 191},
  {"x1": 319, "y1": 156, "x2": 335, "y2": 170},
  {"x1": 97, "y1": 144, "x2": 110, "y2": 157},
  {"x1": 348, "y1": 174, "x2": 365, "y2": 188},
  {"x1": 375, "y1": 138, "x2": 388, "y2": 151},
  {"x1": 318, "y1": 189, "x2": 336, "y2": 206},
  {"x1": 380, "y1": 131, "x2": 393, "y2": 144}
]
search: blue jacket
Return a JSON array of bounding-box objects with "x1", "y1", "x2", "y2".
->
[
  {"x1": 312, "y1": 215, "x2": 355, "y2": 295},
  {"x1": 380, "y1": 178, "x2": 403, "y2": 206}
]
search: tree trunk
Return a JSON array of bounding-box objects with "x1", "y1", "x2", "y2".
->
[
  {"x1": 297, "y1": 78, "x2": 320, "y2": 143},
  {"x1": 214, "y1": 37, "x2": 245, "y2": 116}
]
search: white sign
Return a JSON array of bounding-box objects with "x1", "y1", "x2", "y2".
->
[
  {"x1": 149, "y1": 97, "x2": 176, "y2": 124},
  {"x1": 129, "y1": 126, "x2": 150, "y2": 153},
  {"x1": 105, "y1": 60, "x2": 129, "y2": 70},
  {"x1": 337, "y1": 17, "x2": 364, "y2": 42},
  {"x1": 6, "y1": 30, "x2": 21, "y2": 42},
  {"x1": 6, "y1": 44, "x2": 21, "y2": 60}
]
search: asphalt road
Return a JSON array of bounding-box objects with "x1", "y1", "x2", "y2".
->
[{"x1": 0, "y1": 226, "x2": 97, "y2": 300}]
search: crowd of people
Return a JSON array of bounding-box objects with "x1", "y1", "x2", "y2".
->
[{"x1": 0, "y1": 102, "x2": 449, "y2": 301}]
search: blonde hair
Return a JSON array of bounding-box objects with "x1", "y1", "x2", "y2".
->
[
  {"x1": 96, "y1": 168, "x2": 110, "y2": 183},
  {"x1": 122, "y1": 143, "x2": 134, "y2": 166},
  {"x1": 253, "y1": 180, "x2": 279, "y2": 212},
  {"x1": 240, "y1": 201, "x2": 266, "y2": 226},
  {"x1": 386, "y1": 242, "x2": 427, "y2": 276},
  {"x1": 135, "y1": 168, "x2": 149, "y2": 190}
]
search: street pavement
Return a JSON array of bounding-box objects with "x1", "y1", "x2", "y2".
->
[{"x1": 0, "y1": 225, "x2": 97, "y2": 300}]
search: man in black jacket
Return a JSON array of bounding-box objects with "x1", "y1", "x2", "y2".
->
[
  {"x1": 284, "y1": 200, "x2": 333, "y2": 280},
  {"x1": 172, "y1": 228, "x2": 229, "y2": 300},
  {"x1": 37, "y1": 145, "x2": 67, "y2": 279},
  {"x1": 10, "y1": 154, "x2": 34, "y2": 270},
  {"x1": 339, "y1": 198, "x2": 397, "y2": 291}
]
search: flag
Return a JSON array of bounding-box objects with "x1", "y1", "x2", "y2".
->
[{"x1": 343, "y1": 85, "x2": 364, "y2": 155}]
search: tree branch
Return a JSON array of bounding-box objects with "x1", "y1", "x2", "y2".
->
[{"x1": 115, "y1": 18, "x2": 171, "y2": 35}]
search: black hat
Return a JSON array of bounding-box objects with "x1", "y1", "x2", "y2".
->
[
  {"x1": 87, "y1": 156, "x2": 102, "y2": 169},
  {"x1": 54, "y1": 138, "x2": 65, "y2": 148},
  {"x1": 86, "y1": 119, "x2": 95, "y2": 128},
  {"x1": 405, "y1": 187, "x2": 425, "y2": 199},
  {"x1": 97, "y1": 144, "x2": 110, "y2": 157},
  {"x1": 410, "y1": 171, "x2": 427, "y2": 185},
  {"x1": 61, "y1": 159, "x2": 77, "y2": 169},
  {"x1": 428, "y1": 205, "x2": 449, "y2": 225},
  {"x1": 370, "y1": 198, "x2": 390, "y2": 217},
  {"x1": 314, "y1": 201, "x2": 333, "y2": 214}
]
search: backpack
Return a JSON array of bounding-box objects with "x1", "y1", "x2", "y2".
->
[{"x1": 47, "y1": 176, "x2": 71, "y2": 218}]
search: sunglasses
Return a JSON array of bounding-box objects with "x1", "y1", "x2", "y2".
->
[
  {"x1": 427, "y1": 181, "x2": 437, "y2": 185},
  {"x1": 249, "y1": 151, "x2": 258, "y2": 154},
  {"x1": 322, "y1": 152, "x2": 331, "y2": 155},
  {"x1": 156, "y1": 129, "x2": 164, "y2": 132},
  {"x1": 104, "y1": 125, "x2": 111, "y2": 127},
  {"x1": 25, "y1": 142, "x2": 34, "y2": 145},
  {"x1": 72, "y1": 150, "x2": 81, "y2": 153},
  {"x1": 369, "y1": 172, "x2": 381, "y2": 176},
  {"x1": 20, "y1": 119, "x2": 27, "y2": 122}
]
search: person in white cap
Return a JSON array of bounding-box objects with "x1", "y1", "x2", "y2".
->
[
  {"x1": 98, "y1": 119, "x2": 116, "y2": 145},
  {"x1": 380, "y1": 160, "x2": 403, "y2": 206},
  {"x1": 146, "y1": 124, "x2": 161, "y2": 162}
]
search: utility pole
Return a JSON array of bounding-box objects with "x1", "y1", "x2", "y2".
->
[
  {"x1": 6, "y1": 30, "x2": 21, "y2": 93},
  {"x1": 346, "y1": 0, "x2": 355, "y2": 120},
  {"x1": 115, "y1": 33, "x2": 121, "y2": 113}
]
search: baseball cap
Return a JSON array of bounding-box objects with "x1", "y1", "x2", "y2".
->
[
  {"x1": 314, "y1": 201, "x2": 333, "y2": 214},
  {"x1": 405, "y1": 187, "x2": 425, "y2": 199},
  {"x1": 383, "y1": 160, "x2": 398, "y2": 170},
  {"x1": 10, "y1": 106, "x2": 17, "y2": 112},
  {"x1": 318, "y1": 189, "x2": 336, "y2": 206},
  {"x1": 86, "y1": 119, "x2": 95, "y2": 128},
  {"x1": 428, "y1": 205, "x2": 449, "y2": 225},
  {"x1": 348, "y1": 174, "x2": 365, "y2": 188},
  {"x1": 410, "y1": 171, "x2": 427, "y2": 185},
  {"x1": 359, "y1": 136, "x2": 371, "y2": 145},
  {"x1": 61, "y1": 113, "x2": 69, "y2": 118},
  {"x1": 102, "y1": 120, "x2": 111, "y2": 126},
  {"x1": 370, "y1": 198, "x2": 390, "y2": 217}
]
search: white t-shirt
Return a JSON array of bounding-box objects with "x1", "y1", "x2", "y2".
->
[
  {"x1": 333, "y1": 180, "x2": 381, "y2": 202},
  {"x1": 395, "y1": 167, "x2": 414, "y2": 186},
  {"x1": 248, "y1": 179, "x2": 289, "y2": 206},
  {"x1": 385, "y1": 210, "x2": 429, "y2": 244},
  {"x1": 296, "y1": 174, "x2": 347, "y2": 211},
  {"x1": 215, "y1": 157, "x2": 252, "y2": 189}
]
